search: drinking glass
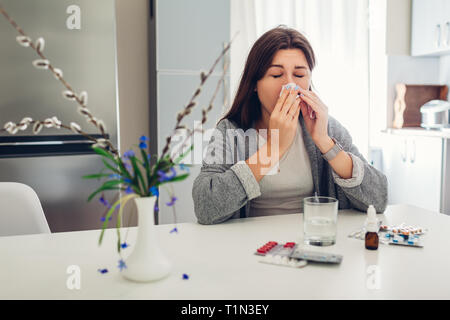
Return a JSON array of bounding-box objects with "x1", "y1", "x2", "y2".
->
[{"x1": 303, "y1": 196, "x2": 338, "y2": 246}]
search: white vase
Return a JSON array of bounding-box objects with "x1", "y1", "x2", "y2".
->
[{"x1": 122, "y1": 196, "x2": 171, "y2": 282}]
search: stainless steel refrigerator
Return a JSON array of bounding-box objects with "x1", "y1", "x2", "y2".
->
[{"x1": 0, "y1": 0, "x2": 120, "y2": 232}]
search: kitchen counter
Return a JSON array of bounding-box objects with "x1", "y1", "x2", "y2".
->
[{"x1": 382, "y1": 127, "x2": 450, "y2": 139}]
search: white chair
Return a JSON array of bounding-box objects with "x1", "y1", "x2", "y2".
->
[{"x1": 0, "y1": 182, "x2": 51, "y2": 236}]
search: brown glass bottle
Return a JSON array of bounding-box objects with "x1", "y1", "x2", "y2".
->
[{"x1": 365, "y1": 232, "x2": 379, "y2": 250}]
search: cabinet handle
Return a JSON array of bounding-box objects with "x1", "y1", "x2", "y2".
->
[
  {"x1": 401, "y1": 139, "x2": 407, "y2": 163},
  {"x1": 445, "y1": 22, "x2": 450, "y2": 47},
  {"x1": 435, "y1": 24, "x2": 442, "y2": 48},
  {"x1": 410, "y1": 140, "x2": 416, "y2": 164}
]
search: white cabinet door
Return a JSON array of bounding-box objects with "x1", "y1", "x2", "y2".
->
[
  {"x1": 382, "y1": 134, "x2": 443, "y2": 212},
  {"x1": 442, "y1": 0, "x2": 450, "y2": 50},
  {"x1": 411, "y1": 0, "x2": 450, "y2": 56},
  {"x1": 382, "y1": 135, "x2": 410, "y2": 206},
  {"x1": 404, "y1": 136, "x2": 443, "y2": 212}
]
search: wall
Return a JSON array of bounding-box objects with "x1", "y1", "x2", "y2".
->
[
  {"x1": 385, "y1": 0, "x2": 411, "y2": 55},
  {"x1": 115, "y1": 0, "x2": 150, "y2": 226}
]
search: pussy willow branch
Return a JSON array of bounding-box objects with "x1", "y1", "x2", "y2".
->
[
  {"x1": 159, "y1": 33, "x2": 237, "y2": 161},
  {"x1": 170, "y1": 48, "x2": 231, "y2": 162},
  {"x1": 0, "y1": 120, "x2": 100, "y2": 144},
  {"x1": 0, "y1": 4, "x2": 117, "y2": 154}
]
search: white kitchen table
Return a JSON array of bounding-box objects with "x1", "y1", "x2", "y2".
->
[{"x1": 1, "y1": 204, "x2": 449, "y2": 300}]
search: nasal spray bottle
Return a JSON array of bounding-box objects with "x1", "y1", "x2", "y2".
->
[{"x1": 365, "y1": 205, "x2": 379, "y2": 250}]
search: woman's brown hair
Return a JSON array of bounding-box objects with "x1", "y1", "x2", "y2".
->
[{"x1": 221, "y1": 25, "x2": 316, "y2": 130}]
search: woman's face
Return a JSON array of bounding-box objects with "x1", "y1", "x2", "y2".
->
[{"x1": 256, "y1": 48, "x2": 311, "y2": 116}]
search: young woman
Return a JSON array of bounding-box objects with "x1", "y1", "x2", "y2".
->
[{"x1": 192, "y1": 26, "x2": 387, "y2": 225}]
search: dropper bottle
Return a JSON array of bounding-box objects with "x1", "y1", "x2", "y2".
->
[{"x1": 365, "y1": 205, "x2": 379, "y2": 250}]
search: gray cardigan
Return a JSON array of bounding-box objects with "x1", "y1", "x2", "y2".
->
[{"x1": 192, "y1": 114, "x2": 388, "y2": 225}]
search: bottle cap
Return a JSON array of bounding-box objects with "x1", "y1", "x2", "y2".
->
[{"x1": 366, "y1": 205, "x2": 378, "y2": 232}]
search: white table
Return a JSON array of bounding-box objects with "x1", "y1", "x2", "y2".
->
[{"x1": 1, "y1": 204, "x2": 449, "y2": 300}]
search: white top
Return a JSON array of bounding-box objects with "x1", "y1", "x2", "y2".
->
[
  {"x1": 250, "y1": 123, "x2": 314, "y2": 216},
  {"x1": 0, "y1": 204, "x2": 449, "y2": 299}
]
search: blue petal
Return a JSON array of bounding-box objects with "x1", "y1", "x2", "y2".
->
[
  {"x1": 125, "y1": 186, "x2": 134, "y2": 194},
  {"x1": 139, "y1": 135, "x2": 149, "y2": 142},
  {"x1": 182, "y1": 273, "x2": 189, "y2": 280},
  {"x1": 149, "y1": 186, "x2": 159, "y2": 197},
  {"x1": 120, "y1": 242, "x2": 130, "y2": 249},
  {"x1": 169, "y1": 167, "x2": 177, "y2": 178},
  {"x1": 123, "y1": 162, "x2": 132, "y2": 170},
  {"x1": 139, "y1": 142, "x2": 147, "y2": 149},
  {"x1": 118, "y1": 259, "x2": 127, "y2": 271},
  {"x1": 98, "y1": 268, "x2": 109, "y2": 274},
  {"x1": 165, "y1": 196, "x2": 178, "y2": 206},
  {"x1": 99, "y1": 197, "x2": 108, "y2": 206},
  {"x1": 123, "y1": 150, "x2": 135, "y2": 159}
]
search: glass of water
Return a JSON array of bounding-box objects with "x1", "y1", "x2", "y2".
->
[{"x1": 303, "y1": 196, "x2": 338, "y2": 246}]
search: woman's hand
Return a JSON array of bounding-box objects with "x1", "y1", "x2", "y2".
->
[
  {"x1": 268, "y1": 86, "x2": 301, "y2": 154},
  {"x1": 298, "y1": 87, "x2": 333, "y2": 152}
]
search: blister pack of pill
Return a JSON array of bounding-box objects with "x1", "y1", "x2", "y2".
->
[
  {"x1": 348, "y1": 222, "x2": 427, "y2": 248},
  {"x1": 290, "y1": 249, "x2": 343, "y2": 264},
  {"x1": 379, "y1": 223, "x2": 427, "y2": 235},
  {"x1": 255, "y1": 241, "x2": 307, "y2": 268},
  {"x1": 255, "y1": 241, "x2": 296, "y2": 256},
  {"x1": 254, "y1": 241, "x2": 344, "y2": 268},
  {"x1": 384, "y1": 232, "x2": 424, "y2": 248}
]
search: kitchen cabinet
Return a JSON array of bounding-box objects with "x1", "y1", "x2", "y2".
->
[
  {"x1": 411, "y1": 0, "x2": 450, "y2": 56},
  {"x1": 382, "y1": 133, "x2": 444, "y2": 213}
]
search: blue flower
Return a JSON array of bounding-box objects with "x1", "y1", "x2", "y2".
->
[
  {"x1": 123, "y1": 178, "x2": 132, "y2": 184},
  {"x1": 157, "y1": 167, "x2": 177, "y2": 182},
  {"x1": 139, "y1": 135, "x2": 149, "y2": 143},
  {"x1": 170, "y1": 227, "x2": 178, "y2": 234},
  {"x1": 115, "y1": 204, "x2": 121, "y2": 210},
  {"x1": 166, "y1": 196, "x2": 178, "y2": 207},
  {"x1": 99, "y1": 197, "x2": 113, "y2": 210},
  {"x1": 139, "y1": 142, "x2": 147, "y2": 149},
  {"x1": 182, "y1": 273, "x2": 189, "y2": 280},
  {"x1": 157, "y1": 170, "x2": 167, "y2": 182},
  {"x1": 98, "y1": 268, "x2": 109, "y2": 274},
  {"x1": 120, "y1": 242, "x2": 130, "y2": 249},
  {"x1": 123, "y1": 150, "x2": 135, "y2": 159},
  {"x1": 125, "y1": 186, "x2": 134, "y2": 194},
  {"x1": 118, "y1": 259, "x2": 127, "y2": 271},
  {"x1": 179, "y1": 164, "x2": 190, "y2": 172},
  {"x1": 99, "y1": 196, "x2": 108, "y2": 206},
  {"x1": 100, "y1": 216, "x2": 112, "y2": 222},
  {"x1": 149, "y1": 186, "x2": 159, "y2": 197}
]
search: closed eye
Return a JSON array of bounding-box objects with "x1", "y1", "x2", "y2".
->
[{"x1": 272, "y1": 75, "x2": 304, "y2": 78}]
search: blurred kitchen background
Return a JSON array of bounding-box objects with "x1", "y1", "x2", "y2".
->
[{"x1": 0, "y1": 0, "x2": 449, "y2": 232}]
